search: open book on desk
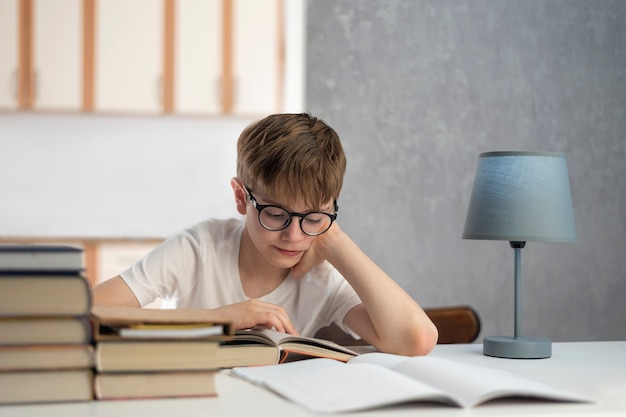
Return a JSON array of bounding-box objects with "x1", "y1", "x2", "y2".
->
[
  {"x1": 231, "y1": 352, "x2": 591, "y2": 413},
  {"x1": 218, "y1": 327, "x2": 360, "y2": 367}
]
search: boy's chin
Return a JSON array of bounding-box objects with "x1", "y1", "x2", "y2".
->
[
  {"x1": 268, "y1": 255, "x2": 302, "y2": 270},
  {"x1": 276, "y1": 259, "x2": 301, "y2": 271}
]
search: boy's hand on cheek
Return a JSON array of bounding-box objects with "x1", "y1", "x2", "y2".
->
[
  {"x1": 290, "y1": 245, "x2": 322, "y2": 279},
  {"x1": 290, "y1": 222, "x2": 340, "y2": 279}
]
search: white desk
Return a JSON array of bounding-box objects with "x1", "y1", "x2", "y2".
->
[{"x1": 2, "y1": 341, "x2": 625, "y2": 416}]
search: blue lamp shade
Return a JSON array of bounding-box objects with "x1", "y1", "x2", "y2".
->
[{"x1": 463, "y1": 151, "x2": 576, "y2": 243}]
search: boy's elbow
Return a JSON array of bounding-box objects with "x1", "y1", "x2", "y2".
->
[
  {"x1": 405, "y1": 320, "x2": 438, "y2": 356},
  {"x1": 379, "y1": 319, "x2": 438, "y2": 357}
]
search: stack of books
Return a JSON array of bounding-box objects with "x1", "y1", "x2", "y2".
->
[
  {"x1": 91, "y1": 305, "x2": 232, "y2": 400},
  {"x1": 0, "y1": 244, "x2": 94, "y2": 404}
]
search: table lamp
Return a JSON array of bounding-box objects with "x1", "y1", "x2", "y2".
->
[{"x1": 462, "y1": 151, "x2": 576, "y2": 359}]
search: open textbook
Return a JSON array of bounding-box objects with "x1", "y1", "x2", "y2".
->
[
  {"x1": 219, "y1": 327, "x2": 360, "y2": 367},
  {"x1": 231, "y1": 352, "x2": 591, "y2": 412}
]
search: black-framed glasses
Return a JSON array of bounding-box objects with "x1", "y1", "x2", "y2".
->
[{"x1": 245, "y1": 187, "x2": 338, "y2": 236}]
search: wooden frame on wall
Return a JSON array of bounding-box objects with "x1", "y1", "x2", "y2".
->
[
  {"x1": 163, "y1": 0, "x2": 175, "y2": 113},
  {"x1": 82, "y1": 0, "x2": 94, "y2": 111},
  {"x1": 11, "y1": 0, "x2": 283, "y2": 115},
  {"x1": 18, "y1": 0, "x2": 32, "y2": 109},
  {"x1": 221, "y1": 0, "x2": 234, "y2": 114}
]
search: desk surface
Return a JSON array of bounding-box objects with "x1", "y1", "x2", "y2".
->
[{"x1": 2, "y1": 341, "x2": 625, "y2": 416}]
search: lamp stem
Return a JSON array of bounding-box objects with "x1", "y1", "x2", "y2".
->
[
  {"x1": 483, "y1": 241, "x2": 551, "y2": 358},
  {"x1": 510, "y1": 241, "x2": 526, "y2": 338}
]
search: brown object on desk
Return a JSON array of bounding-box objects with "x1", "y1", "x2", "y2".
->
[
  {"x1": 425, "y1": 306, "x2": 481, "y2": 344},
  {"x1": 314, "y1": 305, "x2": 481, "y2": 346}
]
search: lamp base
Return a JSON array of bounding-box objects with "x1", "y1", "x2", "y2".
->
[{"x1": 483, "y1": 336, "x2": 552, "y2": 359}]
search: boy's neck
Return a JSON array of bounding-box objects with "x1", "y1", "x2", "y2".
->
[{"x1": 238, "y1": 229, "x2": 290, "y2": 299}]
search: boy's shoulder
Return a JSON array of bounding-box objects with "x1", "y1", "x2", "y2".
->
[
  {"x1": 160, "y1": 218, "x2": 244, "y2": 260},
  {"x1": 179, "y1": 217, "x2": 244, "y2": 245}
]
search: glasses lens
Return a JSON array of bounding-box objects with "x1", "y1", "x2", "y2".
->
[
  {"x1": 259, "y1": 206, "x2": 291, "y2": 230},
  {"x1": 258, "y1": 206, "x2": 333, "y2": 235},
  {"x1": 301, "y1": 213, "x2": 333, "y2": 235}
]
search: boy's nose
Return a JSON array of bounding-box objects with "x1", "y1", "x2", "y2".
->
[{"x1": 281, "y1": 217, "x2": 305, "y2": 241}]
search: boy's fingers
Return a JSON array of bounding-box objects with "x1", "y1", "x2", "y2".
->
[
  {"x1": 259, "y1": 315, "x2": 294, "y2": 335},
  {"x1": 270, "y1": 307, "x2": 299, "y2": 336},
  {"x1": 281, "y1": 318, "x2": 299, "y2": 336},
  {"x1": 252, "y1": 301, "x2": 299, "y2": 336}
]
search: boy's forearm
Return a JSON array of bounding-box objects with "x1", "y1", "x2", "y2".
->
[{"x1": 323, "y1": 228, "x2": 438, "y2": 355}]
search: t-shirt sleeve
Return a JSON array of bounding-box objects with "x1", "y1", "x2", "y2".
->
[
  {"x1": 322, "y1": 270, "x2": 363, "y2": 338},
  {"x1": 119, "y1": 228, "x2": 204, "y2": 307}
]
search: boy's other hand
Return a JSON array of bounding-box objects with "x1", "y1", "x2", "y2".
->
[
  {"x1": 210, "y1": 299, "x2": 299, "y2": 335},
  {"x1": 290, "y1": 222, "x2": 342, "y2": 279},
  {"x1": 290, "y1": 245, "x2": 323, "y2": 279}
]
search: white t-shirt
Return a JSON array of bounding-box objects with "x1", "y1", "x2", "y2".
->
[{"x1": 120, "y1": 218, "x2": 362, "y2": 338}]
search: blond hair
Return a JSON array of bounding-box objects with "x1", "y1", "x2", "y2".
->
[{"x1": 237, "y1": 113, "x2": 346, "y2": 208}]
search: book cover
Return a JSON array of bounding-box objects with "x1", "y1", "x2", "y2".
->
[
  {"x1": 94, "y1": 370, "x2": 218, "y2": 400},
  {"x1": 95, "y1": 340, "x2": 220, "y2": 372},
  {"x1": 0, "y1": 316, "x2": 92, "y2": 345},
  {"x1": 0, "y1": 273, "x2": 91, "y2": 317},
  {"x1": 0, "y1": 244, "x2": 84, "y2": 273},
  {"x1": 0, "y1": 369, "x2": 93, "y2": 404},
  {"x1": 0, "y1": 344, "x2": 94, "y2": 371}
]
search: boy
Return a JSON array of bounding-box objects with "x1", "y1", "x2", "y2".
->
[{"x1": 93, "y1": 113, "x2": 438, "y2": 356}]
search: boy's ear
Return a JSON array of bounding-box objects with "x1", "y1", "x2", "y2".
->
[{"x1": 231, "y1": 177, "x2": 248, "y2": 215}]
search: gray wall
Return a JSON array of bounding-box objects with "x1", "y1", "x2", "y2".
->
[{"x1": 306, "y1": 0, "x2": 626, "y2": 342}]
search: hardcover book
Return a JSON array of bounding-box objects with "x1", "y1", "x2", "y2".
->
[
  {"x1": 0, "y1": 244, "x2": 84, "y2": 273},
  {"x1": 94, "y1": 370, "x2": 218, "y2": 400},
  {"x1": 0, "y1": 344, "x2": 94, "y2": 371},
  {"x1": 91, "y1": 305, "x2": 233, "y2": 340},
  {"x1": 0, "y1": 316, "x2": 92, "y2": 345},
  {"x1": 95, "y1": 340, "x2": 220, "y2": 372},
  {"x1": 0, "y1": 369, "x2": 93, "y2": 404},
  {"x1": 0, "y1": 273, "x2": 91, "y2": 317}
]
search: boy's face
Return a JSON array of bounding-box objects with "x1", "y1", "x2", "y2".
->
[{"x1": 242, "y1": 186, "x2": 335, "y2": 270}]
